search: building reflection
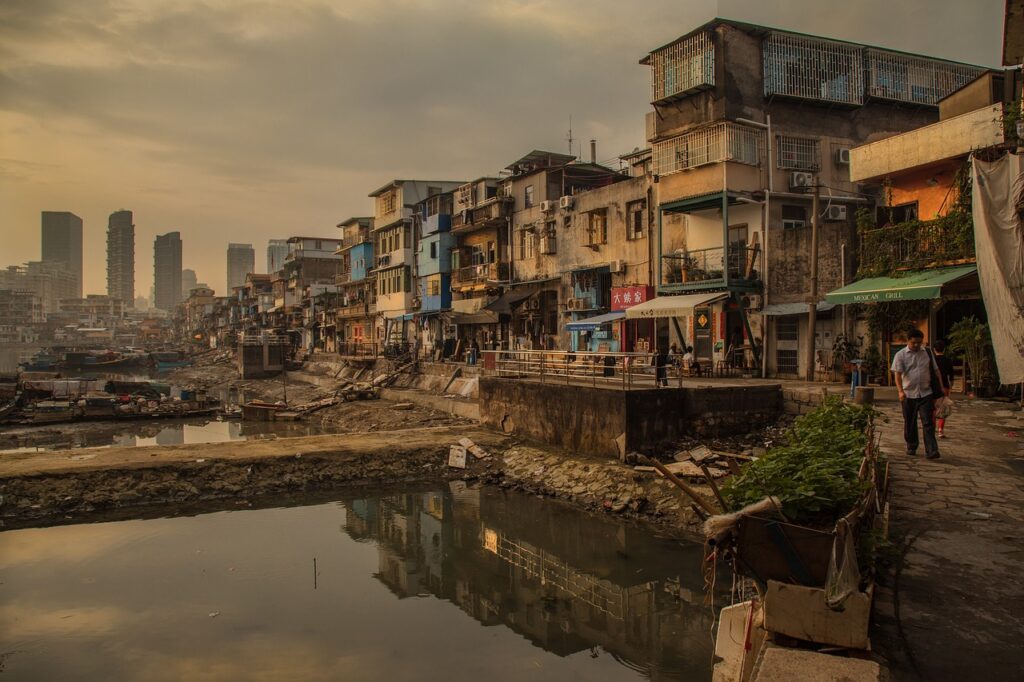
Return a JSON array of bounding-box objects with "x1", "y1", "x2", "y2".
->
[{"x1": 340, "y1": 484, "x2": 715, "y2": 678}]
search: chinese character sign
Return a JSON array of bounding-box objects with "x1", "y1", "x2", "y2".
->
[{"x1": 611, "y1": 286, "x2": 653, "y2": 311}]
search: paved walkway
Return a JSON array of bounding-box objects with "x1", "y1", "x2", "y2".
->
[{"x1": 870, "y1": 395, "x2": 1024, "y2": 681}]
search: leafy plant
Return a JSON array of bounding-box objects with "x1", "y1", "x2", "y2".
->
[
  {"x1": 947, "y1": 316, "x2": 994, "y2": 388},
  {"x1": 861, "y1": 339, "x2": 885, "y2": 382},
  {"x1": 721, "y1": 397, "x2": 873, "y2": 526},
  {"x1": 831, "y1": 334, "x2": 859, "y2": 370}
]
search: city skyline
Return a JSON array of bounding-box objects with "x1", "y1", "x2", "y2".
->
[{"x1": 0, "y1": 1, "x2": 1005, "y2": 297}]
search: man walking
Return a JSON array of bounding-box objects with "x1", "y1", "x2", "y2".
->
[{"x1": 891, "y1": 329, "x2": 944, "y2": 459}]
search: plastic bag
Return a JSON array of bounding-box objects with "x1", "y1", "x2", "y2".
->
[{"x1": 825, "y1": 519, "x2": 861, "y2": 610}]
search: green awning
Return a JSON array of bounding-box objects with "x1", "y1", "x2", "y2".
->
[{"x1": 825, "y1": 265, "x2": 977, "y2": 304}]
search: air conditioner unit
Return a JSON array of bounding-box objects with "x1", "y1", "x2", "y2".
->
[
  {"x1": 540, "y1": 200, "x2": 556, "y2": 213},
  {"x1": 825, "y1": 204, "x2": 848, "y2": 222},
  {"x1": 609, "y1": 259, "x2": 625, "y2": 274},
  {"x1": 559, "y1": 195, "x2": 575, "y2": 210},
  {"x1": 742, "y1": 294, "x2": 763, "y2": 310},
  {"x1": 566, "y1": 298, "x2": 580, "y2": 310},
  {"x1": 835, "y1": 148, "x2": 851, "y2": 165},
  {"x1": 527, "y1": 298, "x2": 540, "y2": 310},
  {"x1": 789, "y1": 172, "x2": 814, "y2": 190}
]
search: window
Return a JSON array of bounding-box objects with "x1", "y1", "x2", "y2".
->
[
  {"x1": 588, "y1": 210, "x2": 608, "y2": 245},
  {"x1": 378, "y1": 191, "x2": 397, "y2": 215},
  {"x1": 314, "y1": 240, "x2": 322, "y2": 250},
  {"x1": 782, "y1": 205, "x2": 807, "y2": 230},
  {"x1": 518, "y1": 229, "x2": 535, "y2": 260},
  {"x1": 429, "y1": 241, "x2": 437, "y2": 259},
  {"x1": 470, "y1": 245, "x2": 486, "y2": 266},
  {"x1": 627, "y1": 200, "x2": 645, "y2": 240},
  {"x1": 776, "y1": 135, "x2": 820, "y2": 171},
  {"x1": 879, "y1": 202, "x2": 919, "y2": 226},
  {"x1": 762, "y1": 32, "x2": 864, "y2": 105},
  {"x1": 524, "y1": 185, "x2": 535, "y2": 208},
  {"x1": 649, "y1": 30, "x2": 715, "y2": 102},
  {"x1": 427, "y1": 276, "x2": 441, "y2": 297},
  {"x1": 653, "y1": 123, "x2": 763, "y2": 176}
]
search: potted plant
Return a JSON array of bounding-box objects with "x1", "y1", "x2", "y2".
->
[
  {"x1": 831, "y1": 334, "x2": 859, "y2": 382},
  {"x1": 947, "y1": 316, "x2": 993, "y2": 396},
  {"x1": 861, "y1": 340, "x2": 885, "y2": 385}
]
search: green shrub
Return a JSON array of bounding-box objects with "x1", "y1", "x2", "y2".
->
[{"x1": 721, "y1": 397, "x2": 873, "y2": 525}]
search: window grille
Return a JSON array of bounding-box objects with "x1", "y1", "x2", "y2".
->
[
  {"x1": 776, "y1": 135, "x2": 820, "y2": 171},
  {"x1": 653, "y1": 123, "x2": 764, "y2": 177},
  {"x1": 865, "y1": 49, "x2": 984, "y2": 106},
  {"x1": 650, "y1": 31, "x2": 715, "y2": 102},
  {"x1": 763, "y1": 32, "x2": 863, "y2": 105}
]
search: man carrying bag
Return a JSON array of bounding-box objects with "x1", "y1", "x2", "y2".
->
[{"x1": 891, "y1": 329, "x2": 946, "y2": 460}]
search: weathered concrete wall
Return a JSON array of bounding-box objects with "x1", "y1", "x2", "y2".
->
[
  {"x1": 479, "y1": 379, "x2": 628, "y2": 456},
  {"x1": 479, "y1": 378, "x2": 783, "y2": 457}
]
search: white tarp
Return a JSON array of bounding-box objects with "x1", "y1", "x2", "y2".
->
[
  {"x1": 971, "y1": 152, "x2": 1024, "y2": 385},
  {"x1": 624, "y1": 292, "x2": 728, "y2": 319}
]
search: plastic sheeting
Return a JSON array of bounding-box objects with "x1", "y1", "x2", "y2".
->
[{"x1": 971, "y1": 153, "x2": 1024, "y2": 385}]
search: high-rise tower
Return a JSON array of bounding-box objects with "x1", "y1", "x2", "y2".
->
[
  {"x1": 154, "y1": 232, "x2": 182, "y2": 311},
  {"x1": 106, "y1": 210, "x2": 135, "y2": 305}
]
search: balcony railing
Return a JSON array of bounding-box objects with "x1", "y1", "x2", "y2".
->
[
  {"x1": 336, "y1": 270, "x2": 352, "y2": 285},
  {"x1": 336, "y1": 301, "x2": 376, "y2": 318},
  {"x1": 454, "y1": 262, "x2": 509, "y2": 286},
  {"x1": 858, "y1": 213, "x2": 974, "y2": 277},
  {"x1": 451, "y1": 197, "x2": 513, "y2": 233},
  {"x1": 336, "y1": 341, "x2": 379, "y2": 358},
  {"x1": 662, "y1": 245, "x2": 763, "y2": 289}
]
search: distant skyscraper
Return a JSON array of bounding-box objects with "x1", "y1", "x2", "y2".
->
[
  {"x1": 41, "y1": 211, "x2": 83, "y2": 297},
  {"x1": 181, "y1": 268, "x2": 198, "y2": 299},
  {"x1": 106, "y1": 210, "x2": 135, "y2": 306},
  {"x1": 227, "y1": 243, "x2": 255, "y2": 292},
  {"x1": 154, "y1": 232, "x2": 182, "y2": 311},
  {"x1": 267, "y1": 239, "x2": 289, "y2": 274}
]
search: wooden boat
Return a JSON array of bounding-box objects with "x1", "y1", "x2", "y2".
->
[{"x1": 20, "y1": 352, "x2": 58, "y2": 371}]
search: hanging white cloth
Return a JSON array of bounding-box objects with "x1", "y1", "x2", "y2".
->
[{"x1": 971, "y1": 153, "x2": 1024, "y2": 384}]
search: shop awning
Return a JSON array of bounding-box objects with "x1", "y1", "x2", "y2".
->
[
  {"x1": 760, "y1": 302, "x2": 836, "y2": 316},
  {"x1": 387, "y1": 312, "x2": 415, "y2": 321},
  {"x1": 452, "y1": 311, "x2": 499, "y2": 325},
  {"x1": 625, "y1": 292, "x2": 729, "y2": 319},
  {"x1": 824, "y1": 266, "x2": 977, "y2": 304},
  {"x1": 486, "y1": 285, "x2": 540, "y2": 314},
  {"x1": 565, "y1": 310, "x2": 626, "y2": 331}
]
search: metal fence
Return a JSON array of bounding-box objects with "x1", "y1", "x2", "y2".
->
[{"x1": 650, "y1": 30, "x2": 715, "y2": 103}]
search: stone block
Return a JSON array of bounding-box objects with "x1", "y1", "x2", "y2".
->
[
  {"x1": 763, "y1": 580, "x2": 871, "y2": 650},
  {"x1": 752, "y1": 644, "x2": 881, "y2": 682}
]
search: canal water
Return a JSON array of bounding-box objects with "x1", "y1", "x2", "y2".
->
[{"x1": 0, "y1": 485, "x2": 718, "y2": 681}]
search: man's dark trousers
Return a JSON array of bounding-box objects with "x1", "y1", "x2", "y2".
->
[{"x1": 902, "y1": 395, "x2": 938, "y2": 456}]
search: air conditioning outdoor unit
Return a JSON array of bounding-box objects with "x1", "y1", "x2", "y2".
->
[
  {"x1": 835, "y1": 148, "x2": 851, "y2": 165},
  {"x1": 566, "y1": 298, "x2": 580, "y2": 310},
  {"x1": 540, "y1": 200, "x2": 557, "y2": 213},
  {"x1": 527, "y1": 298, "x2": 540, "y2": 310},
  {"x1": 609, "y1": 259, "x2": 625, "y2": 274},
  {"x1": 789, "y1": 172, "x2": 814, "y2": 190},
  {"x1": 559, "y1": 195, "x2": 575, "y2": 210},
  {"x1": 743, "y1": 294, "x2": 762, "y2": 310},
  {"x1": 825, "y1": 204, "x2": 848, "y2": 222}
]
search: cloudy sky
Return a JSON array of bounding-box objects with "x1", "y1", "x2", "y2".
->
[{"x1": 0, "y1": 0, "x2": 1005, "y2": 297}]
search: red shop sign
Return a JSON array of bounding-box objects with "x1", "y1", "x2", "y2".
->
[{"x1": 611, "y1": 286, "x2": 653, "y2": 311}]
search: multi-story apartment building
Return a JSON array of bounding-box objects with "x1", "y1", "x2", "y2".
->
[
  {"x1": 414, "y1": 191, "x2": 456, "y2": 357},
  {"x1": 0, "y1": 289, "x2": 43, "y2": 344},
  {"x1": 154, "y1": 231, "x2": 183, "y2": 312},
  {"x1": 282, "y1": 236, "x2": 343, "y2": 349},
  {"x1": 369, "y1": 179, "x2": 463, "y2": 346},
  {"x1": 640, "y1": 18, "x2": 986, "y2": 376},
  {"x1": 335, "y1": 217, "x2": 376, "y2": 355},
  {"x1": 449, "y1": 177, "x2": 513, "y2": 352},
  {"x1": 58, "y1": 295, "x2": 126, "y2": 327},
  {"x1": 0, "y1": 261, "x2": 78, "y2": 315},
  {"x1": 503, "y1": 149, "x2": 642, "y2": 351},
  {"x1": 106, "y1": 210, "x2": 135, "y2": 305},
  {"x1": 41, "y1": 211, "x2": 83, "y2": 298},
  {"x1": 238, "y1": 273, "x2": 275, "y2": 332}
]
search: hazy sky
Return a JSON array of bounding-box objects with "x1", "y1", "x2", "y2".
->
[{"x1": 0, "y1": 0, "x2": 1004, "y2": 297}]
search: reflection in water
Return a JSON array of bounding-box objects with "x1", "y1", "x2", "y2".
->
[
  {"x1": 0, "y1": 418, "x2": 344, "y2": 453},
  {"x1": 0, "y1": 487, "x2": 717, "y2": 681}
]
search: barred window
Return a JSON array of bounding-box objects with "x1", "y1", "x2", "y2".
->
[
  {"x1": 777, "y1": 135, "x2": 820, "y2": 171},
  {"x1": 650, "y1": 31, "x2": 715, "y2": 102},
  {"x1": 653, "y1": 123, "x2": 763, "y2": 176},
  {"x1": 866, "y1": 49, "x2": 984, "y2": 106},
  {"x1": 763, "y1": 32, "x2": 863, "y2": 105}
]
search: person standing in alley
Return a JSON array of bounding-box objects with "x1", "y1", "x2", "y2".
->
[
  {"x1": 932, "y1": 339, "x2": 955, "y2": 438},
  {"x1": 892, "y1": 329, "x2": 945, "y2": 459},
  {"x1": 655, "y1": 347, "x2": 670, "y2": 387}
]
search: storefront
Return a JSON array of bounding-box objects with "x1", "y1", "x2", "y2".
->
[
  {"x1": 611, "y1": 285, "x2": 656, "y2": 354},
  {"x1": 565, "y1": 311, "x2": 626, "y2": 352},
  {"x1": 624, "y1": 291, "x2": 729, "y2": 363}
]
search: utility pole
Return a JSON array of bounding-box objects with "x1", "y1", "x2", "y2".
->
[{"x1": 806, "y1": 181, "x2": 820, "y2": 382}]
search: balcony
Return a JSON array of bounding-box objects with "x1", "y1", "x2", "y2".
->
[
  {"x1": 857, "y1": 214, "x2": 974, "y2": 277},
  {"x1": 453, "y1": 262, "x2": 509, "y2": 289},
  {"x1": 661, "y1": 245, "x2": 762, "y2": 292},
  {"x1": 336, "y1": 301, "x2": 376, "y2": 319},
  {"x1": 451, "y1": 197, "x2": 513, "y2": 234},
  {"x1": 336, "y1": 270, "x2": 352, "y2": 285}
]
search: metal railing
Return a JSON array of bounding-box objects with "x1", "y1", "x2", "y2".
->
[
  {"x1": 485, "y1": 349, "x2": 718, "y2": 389},
  {"x1": 662, "y1": 245, "x2": 762, "y2": 286},
  {"x1": 336, "y1": 341, "x2": 379, "y2": 357},
  {"x1": 454, "y1": 262, "x2": 509, "y2": 285}
]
